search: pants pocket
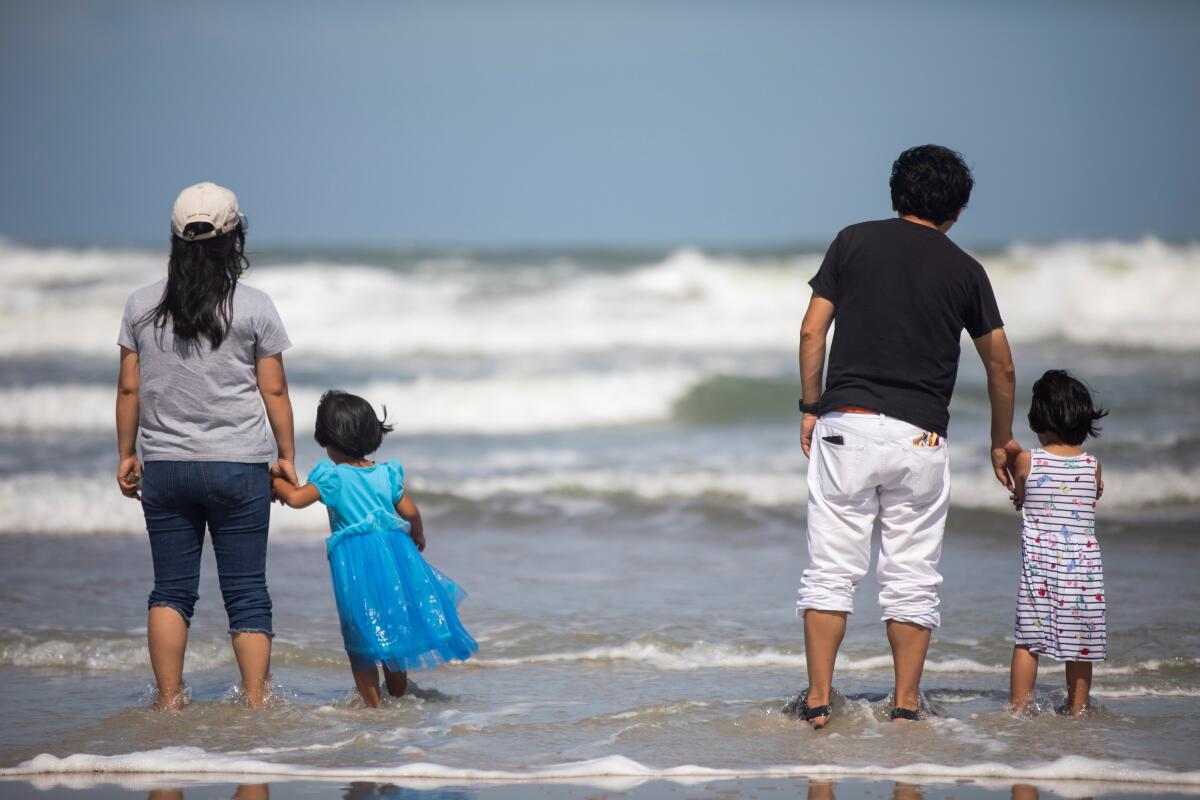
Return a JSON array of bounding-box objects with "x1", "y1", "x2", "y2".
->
[
  {"x1": 906, "y1": 444, "x2": 948, "y2": 504},
  {"x1": 814, "y1": 432, "x2": 867, "y2": 501},
  {"x1": 204, "y1": 462, "x2": 264, "y2": 508},
  {"x1": 140, "y1": 462, "x2": 174, "y2": 508}
]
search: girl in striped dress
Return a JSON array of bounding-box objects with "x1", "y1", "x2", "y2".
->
[{"x1": 1009, "y1": 370, "x2": 1108, "y2": 716}]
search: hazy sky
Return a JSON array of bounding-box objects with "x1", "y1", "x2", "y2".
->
[{"x1": 2, "y1": 1, "x2": 1198, "y2": 248}]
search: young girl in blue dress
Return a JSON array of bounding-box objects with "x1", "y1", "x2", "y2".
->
[
  {"x1": 272, "y1": 390, "x2": 477, "y2": 706},
  {"x1": 1008, "y1": 370, "x2": 1107, "y2": 716}
]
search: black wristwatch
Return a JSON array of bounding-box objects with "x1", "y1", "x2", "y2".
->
[{"x1": 799, "y1": 400, "x2": 820, "y2": 415}]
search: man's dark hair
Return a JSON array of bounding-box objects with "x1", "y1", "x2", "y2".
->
[
  {"x1": 314, "y1": 390, "x2": 394, "y2": 459},
  {"x1": 890, "y1": 145, "x2": 974, "y2": 225},
  {"x1": 1027, "y1": 370, "x2": 1107, "y2": 446}
]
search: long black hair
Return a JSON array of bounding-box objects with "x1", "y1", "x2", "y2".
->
[{"x1": 145, "y1": 220, "x2": 249, "y2": 349}]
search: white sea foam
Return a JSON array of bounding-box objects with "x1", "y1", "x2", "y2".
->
[
  {"x1": 470, "y1": 641, "x2": 1007, "y2": 673},
  {"x1": 4, "y1": 748, "x2": 1200, "y2": 787},
  {"x1": 3, "y1": 460, "x2": 1197, "y2": 536},
  {"x1": 986, "y1": 238, "x2": 1200, "y2": 352},
  {"x1": 0, "y1": 369, "x2": 702, "y2": 437},
  {"x1": 424, "y1": 464, "x2": 1200, "y2": 511},
  {"x1": 1090, "y1": 686, "x2": 1200, "y2": 698},
  {"x1": 0, "y1": 634, "x2": 230, "y2": 671},
  {"x1": 5, "y1": 625, "x2": 1192, "y2": 679},
  {"x1": 3, "y1": 239, "x2": 1199, "y2": 359}
]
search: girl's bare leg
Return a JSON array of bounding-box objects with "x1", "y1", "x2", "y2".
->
[
  {"x1": 147, "y1": 606, "x2": 189, "y2": 709},
  {"x1": 353, "y1": 667, "x2": 383, "y2": 707},
  {"x1": 230, "y1": 631, "x2": 272, "y2": 708},
  {"x1": 1065, "y1": 660, "x2": 1093, "y2": 715},
  {"x1": 1009, "y1": 646, "x2": 1039, "y2": 713},
  {"x1": 383, "y1": 665, "x2": 408, "y2": 697}
]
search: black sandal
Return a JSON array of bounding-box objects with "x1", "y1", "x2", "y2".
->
[
  {"x1": 801, "y1": 701, "x2": 833, "y2": 730},
  {"x1": 889, "y1": 707, "x2": 920, "y2": 721}
]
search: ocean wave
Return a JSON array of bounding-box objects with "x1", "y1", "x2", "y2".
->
[
  {"x1": 3, "y1": 239, "x2": 1199, "y2": 360},
  {"x1": 3, "y1": 627, "x2": 1196, "y2": 688},
  {"x1": 470, "y1": 641, "x2": 1198, "y2": 677},
  {"x1": 1090, "y1": 686, "x2": 1200, "y2": 698},
  {"x1": 471, "y1": 641, "x2": 1005, "y2": 673},
  {"x1": 3, "y1": 461, "x2": 1198, "y2": 536},
  {"x1": 5, "y1": 748, "x2": 1200, "y2": 787},
  {"x1": 0, "y1": 632, "x2": 231, "y2": 671},
  {"x1": 0, "y1": 368, "x2": 702, "y2": 436}
]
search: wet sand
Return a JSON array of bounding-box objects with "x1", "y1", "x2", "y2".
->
[{"x1": 4, "y1": 776, "x2": 1200, "y2": 800}]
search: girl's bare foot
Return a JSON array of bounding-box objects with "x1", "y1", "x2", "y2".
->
[{"x1": 383, "y1": 666, "x2": 408, "y2": 697}]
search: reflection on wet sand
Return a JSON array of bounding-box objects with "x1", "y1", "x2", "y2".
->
[
  {"x1": 145, "y1": 782, "x2": 476, "y2": 800},
  {"x1": 342, "y1": 783, "x2": 472, "y2": 800},
  {"x1": 147, "y1": 785, "x2": 270, "y2": 800},
  {"x1": 809, "y1": 779, "x2": 930, "y2": 800}
]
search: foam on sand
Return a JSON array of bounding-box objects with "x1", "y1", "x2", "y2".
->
[{"x1": 5, "y1": 748, "x2": 1200, "y2": 787}]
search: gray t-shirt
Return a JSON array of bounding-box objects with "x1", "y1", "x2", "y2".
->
[{"x1": 118, "y1": 279, "x2": 292, "y2": 463}]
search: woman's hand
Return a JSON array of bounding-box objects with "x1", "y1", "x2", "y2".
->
[
  {"x1": 117, "y1": 455, "x2": 142, "y2": 499},
  {"x1": 409, "y1": 528, "x2": 426, "y2": 552},
  {"x1": 271, "y1": 459, "x2": 299, "y2": 488}
]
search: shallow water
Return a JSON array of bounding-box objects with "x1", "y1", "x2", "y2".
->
[{"x1": 1, "y1": 241, "x2": 1199, "y2": 784}]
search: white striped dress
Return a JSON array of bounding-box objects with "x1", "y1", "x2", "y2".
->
[{"x1": 1014, "y1": 449, "x2": 1106, "y2": 661}]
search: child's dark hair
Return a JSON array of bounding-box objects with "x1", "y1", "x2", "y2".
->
[
  {"x1": 314, "y1": 390, "x2": 394, "y2": 459},
  {"x1": 1028, "y1": 370, "x2": 1107, "y2": 446}
]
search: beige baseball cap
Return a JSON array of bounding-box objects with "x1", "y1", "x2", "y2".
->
[{"x1": 171, "y1": 182, "x2": 243, "y2": 241}]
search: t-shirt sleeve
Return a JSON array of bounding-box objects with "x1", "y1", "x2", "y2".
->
[
  {"x1": 117, "y1": 295, "x2": 139, "y2": 351},
  {"x1": 254, "y1": 294, "x2": 292, "y2": 358},
  {"x1": 385, "y1": 461, "x2": 406, "y2": 505},
  {"x1": 808, "y1": 230, "x2": 845, "y2": 305},
  {"x1": 963, "y1": 265, "x2": 1004, "y2": 338},
  {"x1": 306, "y1": 461, "x2": 340, "y2": 506}
]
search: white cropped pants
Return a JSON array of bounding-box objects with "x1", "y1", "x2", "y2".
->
[{"x1": 797, "y1": 411, "x2": 950, "y2": 630}]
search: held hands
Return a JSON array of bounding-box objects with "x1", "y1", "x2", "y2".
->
[
  {"x1": 1009, "y1": 485, "x2": 1025, "y2": 511},
  {"x1": 270, "y1": 459, "x2": 299, "y2": 505},
  {"x1": 991, "y1": 438, "x2": 1023, "y2": 491},
  {"x1": 117, "y1": 455, "x2": 142, "y2": 499}
]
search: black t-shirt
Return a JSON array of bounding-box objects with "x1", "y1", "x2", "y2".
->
[{"x1": 808, "y1": 218, "x2": 1003, "y2": 436}]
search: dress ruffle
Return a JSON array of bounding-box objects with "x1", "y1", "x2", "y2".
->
[{"x1": 327, "y1": 517, "x2": 477, "y2": 672}]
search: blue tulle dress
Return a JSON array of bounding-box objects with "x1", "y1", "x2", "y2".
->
[{"x1": 307, "y1": 459, "x2": 477, "y2": 672}]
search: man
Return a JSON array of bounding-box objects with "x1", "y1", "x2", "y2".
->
[{"x1": 796, "y1": 144, "x2": 1019, "y2": 729}]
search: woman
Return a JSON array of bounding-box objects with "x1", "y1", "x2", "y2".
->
[{"x1": 115, "y1": 182, "x2": 297, "y2": 709}]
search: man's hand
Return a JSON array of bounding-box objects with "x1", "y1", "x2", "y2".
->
[
  {"x1": 272, "y1": 458, "x2": 299, "y2": 488},
  {"x1": 117, "y1": 455, "x2": 142, "y2": 500},
  {"x1": 801, "y1": 413, "x2": 818, "y2": 458},
  {"x1": 1009, "y1": 481, "x2": 1026, "y2": 510},
  {"x1": 991, "y1": 438, "x2": 1022, "y2": 491}
]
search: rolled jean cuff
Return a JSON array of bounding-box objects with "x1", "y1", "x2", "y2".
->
[
  {"x1": 229, "y1": 625, "x2": 274, "y2": 638},
  {"x1": 148, "y1": 601, "x2": 193, "y2": 627}
]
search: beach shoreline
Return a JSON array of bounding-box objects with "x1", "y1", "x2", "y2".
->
[{"x1": 5, "y1": 773, "x2": 1200, "y2": 800}]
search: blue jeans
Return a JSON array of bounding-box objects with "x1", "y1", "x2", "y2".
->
[{"x1": 141, "y1": 461, "x2": 273, "y2": 635}]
